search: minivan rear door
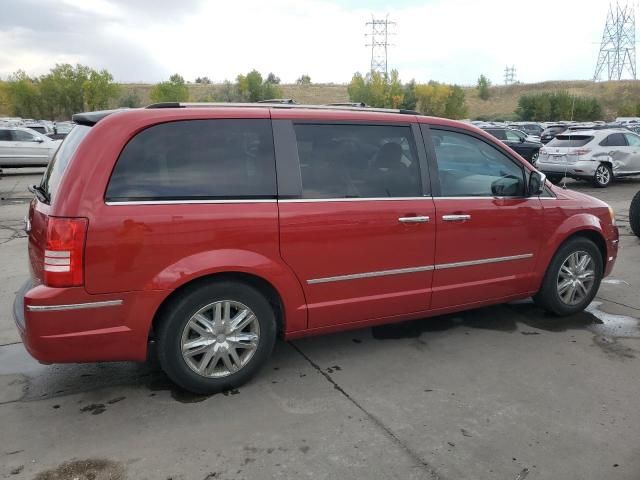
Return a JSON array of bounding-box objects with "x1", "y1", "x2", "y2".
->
[{"x1": 274, "y1": 116, "x2": 436, "y2": 329}]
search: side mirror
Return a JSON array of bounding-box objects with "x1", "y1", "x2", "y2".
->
[
  {"x1": 529, "y1": 171, "x2": 546, "y2": 196},
  {"x1": 33, "y1": 137, "x2": 44, "y2": 143},
  {"x1": 519, "y1": 136, "x2": 526, "y2": 143}
]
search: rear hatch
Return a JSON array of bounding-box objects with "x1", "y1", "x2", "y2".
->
[
  {"x1": 539, "y1": 134, "x2": 594, "y2": 164},
  {"x1": 28, "y1": 125, "x2": 92, "y2": 285}
]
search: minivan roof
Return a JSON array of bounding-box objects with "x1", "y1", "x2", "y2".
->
[{"x1": 72, "y1": 103, "x2": 422, "y2": 126}]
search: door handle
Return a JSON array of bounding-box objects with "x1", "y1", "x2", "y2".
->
[
  {"x1": 442, "y1": 214, "x2": 471, "y2": 222},
  {"x1": 398, "y1": 216, "x2": 430, "y2": 223}
]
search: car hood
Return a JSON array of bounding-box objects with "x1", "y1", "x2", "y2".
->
[{"x1": 551, "y1": 185, "x2": 608, "y2": 207}]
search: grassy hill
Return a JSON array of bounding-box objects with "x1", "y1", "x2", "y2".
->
[
  {"x1": 3, "y1": 80, "x2": 640, "y2": 120},
  {"x1": 137, "y1": 80, "x2": 640, "y2": 120}
]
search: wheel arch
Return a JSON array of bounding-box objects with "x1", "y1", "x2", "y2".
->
[{"x1": 150, "y1": 271, "x2": 289, "y2": 344}]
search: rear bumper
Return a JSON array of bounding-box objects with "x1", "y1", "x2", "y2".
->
[
  {"x1": 13, "y1": 280, "x2": 168, "y2": 363},
  {"x1": 537, "y1": 160, "x2": 597, "y2": 179}
]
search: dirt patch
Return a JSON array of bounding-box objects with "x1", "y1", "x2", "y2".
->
[{"x1": 34, "y1": 459, "x2": 125, "y2": 480}]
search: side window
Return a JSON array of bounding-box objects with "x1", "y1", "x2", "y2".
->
[
  {"x1": 106, "y1": 119, "x2": 276, "y2": 201},
  {"x1": 487, "y1": 129, "x2": 507, "y2": 140},
  {"x1": 0, "y1": 130, "x2": 12, "y2": 141},
  {"x1": 293, "y1": 124, "x2": 422, "y2": 199},
  {"x1": 432, "y1": 130, "x2": 525, "y2": 197},
  {"x1": 624, "y1": 133, "x2": 640, "y2": 147},
  {"x1": 601, "y1": 133, "x2": 627, "y2": 147},
  {"x1": 505, "y1": 130, "x2": 522, "y2": 142},
  {"x1": 12, "y1": 130, "x2": 37, "y2": 142}
]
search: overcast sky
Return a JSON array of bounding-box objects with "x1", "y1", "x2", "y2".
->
[{"x1": 0, "y1": 0, "x2": 615, "y2": 85}]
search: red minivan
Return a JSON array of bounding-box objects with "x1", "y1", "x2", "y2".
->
[{"x1": 14, "y1": 104, "x2": 619, "y2": 393}]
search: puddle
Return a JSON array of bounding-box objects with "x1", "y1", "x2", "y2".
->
[
  {"x1": 585, "y1": 302, "x2": 640, "y2": 338},
  {"x1": 34, "y1": 458, "x2": 125, "y2": 480},
  {"x1": 371, "y1": 300, "x2": 640, "y2": 340}
]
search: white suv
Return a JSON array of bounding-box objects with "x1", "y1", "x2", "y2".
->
[
  {"x1": 537, "y1": 129, "x2": 640, "y2": 188},
  {"x1": 0, "y1": 127, "x2": 61, "y2": 167}
]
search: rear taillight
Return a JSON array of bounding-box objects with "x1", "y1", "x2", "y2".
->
[{"x1": 44, "y1": 217, "x2": 88, "y2": 287}]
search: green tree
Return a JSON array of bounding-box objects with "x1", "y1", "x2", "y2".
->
[
  {"x1": 118, "y1": 90, "x2": 142, "y2": 108},
  {"x1": 445, "y1": 85, "x2": 468, "y2": 119},
  {"x1": 150, "y1": 74, "x2": 189, "y2": 103},
  {"x1": 477, "y1": 74, "x2": 491, "y2": 101},
  {"x1": 296, "y1": 74, "x2": 311, "y2": 85},
  {"x1": 415, "y1": 81, "x2": 452, "y2": 117},
  {"x1": 516, "y1": 92, "x2": 602, "y2": 121},
  {"x1": 235, "y1": 70, "x2": 282, "y2": 102},
  {"x1": 400, "y1": 80, "x2": 417, "y2": 110},
  {"x1": 217, "y1": 80, "x2": 244, "y2": 102},
  {"x1": 83, "y1": 69, "x2": 119, "y2": 110},
  {"x1": 195, "y1": 76, "x2": 211, "y2": 84},
  {"x1": 39, "y1": 64, "x2": 91, "y2": 118},
  {"x1": 6, "y1": 70, "x2": 41, "y2": 118},
  {"x1": 347, "y1": 70, "x2": 404, "y2": 108}
]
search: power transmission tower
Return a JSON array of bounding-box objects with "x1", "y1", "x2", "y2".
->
[
  {"x1": 504, "y1": 65, "x2": 517, "y2": 85},
  {"x1": 365, "y1": 15, "x2": 395, "y2": 76},
  {"x1": 593, "y1": 1, "x2": 636, "y2": 81}
]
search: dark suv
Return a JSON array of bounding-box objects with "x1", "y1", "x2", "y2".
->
[
  {"x1": 540, "y1": 124, "x2": 569, "y2": 144},
  {"x1": 14, "y1": 103, "x2": 619, "y2": 394},
  {"x1": 482, "y1": 127, "x2": 542, "y2": 163}
]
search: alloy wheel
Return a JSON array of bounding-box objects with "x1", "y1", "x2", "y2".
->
[
  {"x1": 180, "y1": 300, "x2": 260, "y2": 378},
  {"x1": 556, "y1": 251, "x2": 596, "y2": 306},
  {"x1": 595, "y1": 165, "x2": 611, "y2": 186}
]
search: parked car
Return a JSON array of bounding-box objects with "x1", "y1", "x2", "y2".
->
[
  {"x1": 23, "y1": 122, "x2": 55, "y2": 137},
  {"x1": 14, "y1": 104, "x2": 619, "y2": 394},
  {"x1": 630, "y1": 190, "x2": 640, "y2": 237},
  {"x1": 540, "y1": 124, "x2": 569, "y2": 144},
  {"x1": 508, "y1": 122, "x2": 544, "y2": 138},
  {"x1": 481, "y1": 126, "x2": 542, "y2": 163},
  {"x1": 0, "y1": 126, "x2": 61, "y2": 167},
  {"x1": 537, "y1": 129, "x2": 640, "y2": 187}
]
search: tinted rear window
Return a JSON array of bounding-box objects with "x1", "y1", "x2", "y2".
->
[
  {"x1": 41, "y1": 125, "x2": 90, "y2": 203},
  {"x1": 106, "y1": 119, "x2": 276, "y2": 201},
  {"x1": 543, "y1": 127, "x2": 566, "y2": 135},
  {"x1": 547, "y1": 135, "x2": 594, "y2": 147}
]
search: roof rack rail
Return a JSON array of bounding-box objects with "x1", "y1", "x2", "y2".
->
[
  {"x1": 325, "y1": 102, "x2": 368, "y2": 108},
  {"x1": 144, "y1": 102, "x2": 422, "y2": 116},
  {"x1": 256, "y1": 98, "x2": 297, "y2": 104}
]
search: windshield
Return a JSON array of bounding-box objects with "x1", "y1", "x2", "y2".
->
[{"x1": 40, "y1": 125, "x2": 91, "y2": 203}]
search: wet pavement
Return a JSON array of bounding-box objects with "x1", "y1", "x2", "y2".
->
[{"x1": 1, "y1": 171, "x2": 640, "y2": 479}]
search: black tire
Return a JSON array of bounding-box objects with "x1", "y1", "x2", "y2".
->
[
  {"x1": 593, "y1": 163, "x2": 613, "y2": 188},
  {"x1": 157, "y1": 280, "x2": 277, "y2": 394},
  {"x1": 630, "y1": 190, "x2": 640, "y2": 238},
  {"x1": 530, "y1": 150, "x2": 539, "y2": 165},
  {"x1": 533, "y1": 237, "x2": 603, "y2": 316},
  {"x1": 548, "y1": 176, "x2": 563, "y2": 185}
]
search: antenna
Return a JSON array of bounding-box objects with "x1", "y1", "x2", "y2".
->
[
  {"x1": 365, "y1": 15, "x2": 396, "y2": 76},
  {"x1": 594, "y1": 1, "x2": 637, "y2": 80},
  {"x1": 504, "y1": 65, "x2": 517, "y2": 85}
]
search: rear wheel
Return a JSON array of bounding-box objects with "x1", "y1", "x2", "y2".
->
[
  {"x1": 534, "y1": 237, "x2": 603, "y2": 316},
  {"x1": 157, "y1": 281, "x2": 277, "y2": 394},
  {"x1": 630, "y1": 190, "x2": 640, "y2": 237},
  {"x1": 530, "y1": 150, "x2": 539, "y2": 165},
  {"x1": 593, "y1": 163, "x2": 613, "y2": 188}
]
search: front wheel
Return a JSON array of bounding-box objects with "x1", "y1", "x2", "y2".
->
[
  {"x1": 630, "y1": 190, "x2": 640, "y2": 237},
  {"x1": 157, "y1": 281, "x2": 277, "y2": 394},
  {"x1": 530, "y1": 150, "x2": 539, "y2": 165},
  {"x1": 533, "y1": 237, "x2": 603, "y2": 316},
  {"x1": 593, "y1": 163, "x2": 613, "y2": 188}
]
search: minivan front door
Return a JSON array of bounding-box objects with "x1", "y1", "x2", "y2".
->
[
  {"x1": 276, "y1": 120, "x2": 436, "y2": 329},
  {"x1": 425, "y1": 126, "x2": 544, "y2": 309}
]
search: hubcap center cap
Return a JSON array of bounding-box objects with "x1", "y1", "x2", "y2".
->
[{"x1": 216, "y1": 334, "x2": 226, "y2": 343}]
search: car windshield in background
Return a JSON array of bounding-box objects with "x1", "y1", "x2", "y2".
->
[
  {"x1": 547, "y1": 135, "x2": 593, "y2": 147},
  {"x1": 40, "y1": 125, "x2": 90, "y2": 203}
]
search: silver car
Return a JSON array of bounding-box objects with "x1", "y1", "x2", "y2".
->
[
  {"x1": 536, "y1": 129, "x2": 640, "y2": 187},
  {"x1": 0, "y1": 127, "x2": 61, "y2": 167}
]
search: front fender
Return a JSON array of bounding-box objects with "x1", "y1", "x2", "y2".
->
[
  {"x1": 532, "y1": 212, "x2": 607, "y2": 291},
  {"x1": 147, "y1": 249, "x2": 308, "y2": 333}
]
